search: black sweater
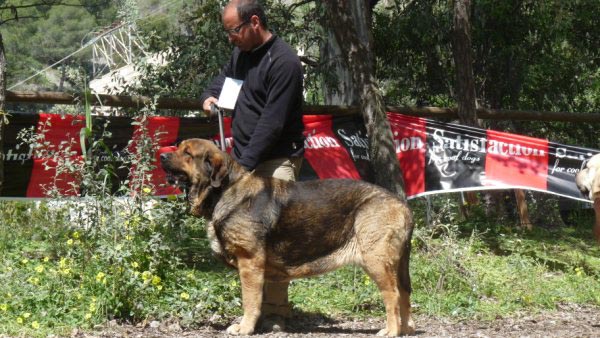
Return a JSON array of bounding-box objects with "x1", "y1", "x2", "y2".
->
[{"x1": 200, "y1": 35, "x2": 305, "y2": 170}]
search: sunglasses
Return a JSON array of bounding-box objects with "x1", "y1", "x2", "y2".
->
[{"x1": 224, "y1": 20, "x2": 250, "y2": 35}]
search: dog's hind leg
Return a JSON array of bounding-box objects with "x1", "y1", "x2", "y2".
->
[
  {"x1": 362, "y1": 259, "x2": 402, "y2": 337},
  {"x1": 226, "y1": 253, "x2": 266, "y2": 336},
  {"x1": 362, "y1": 251, "x2": 415, "y2": 336}
]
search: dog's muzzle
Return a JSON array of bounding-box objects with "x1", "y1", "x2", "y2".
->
[{"x1": 160, "y1": 152, "x2": 189, "y2": 188}]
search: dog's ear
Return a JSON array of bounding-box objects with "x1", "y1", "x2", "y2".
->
[{"x1": 206, "y1": 151, "x2": 229, "y2": 188}]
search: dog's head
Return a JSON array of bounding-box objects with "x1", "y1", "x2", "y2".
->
[{"x1": 160, "y1": 138, "x2": 230, "y2": 191}]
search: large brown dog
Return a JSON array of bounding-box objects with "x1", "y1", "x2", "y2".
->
[{"x1": 160, "y1": 139, "x2": 415, "y2": 336}]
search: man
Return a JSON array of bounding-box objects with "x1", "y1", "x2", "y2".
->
[{"x1": 200, "y1": 0, "x2": 305, "y2": 330}]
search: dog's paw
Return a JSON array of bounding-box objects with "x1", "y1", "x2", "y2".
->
[
  {"x1": 226, "y1": 323, "x2": 254, "y2": 335},
  {"x1": 377, "y1": 326, "x2": 416, "y2": 337},
  {"x1": 401, "y1": 324, "x2": 416, "y2": 336},
  {"x1": 377, "y1": 328, "x2": 397, "y2": 336},
  {"x1": 401, "y1": 319, "x2": 416, "y2": 335}
]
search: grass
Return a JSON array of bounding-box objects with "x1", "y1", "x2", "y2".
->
[{"x1": 1, "y1": 196, "x2": 599, "y2": 337}]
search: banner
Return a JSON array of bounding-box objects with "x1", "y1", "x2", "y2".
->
[{"x1": 1, "y1": 112, "x2": 597, "y2": 202}]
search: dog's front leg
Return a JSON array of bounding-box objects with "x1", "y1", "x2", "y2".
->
[{"x1": 226, "y1": 254, "x2": 265, "y2": 335}]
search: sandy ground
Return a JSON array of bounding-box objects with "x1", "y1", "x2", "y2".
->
[{"x1": 77, "y1": 303, "x2": 600, "y2": 338}]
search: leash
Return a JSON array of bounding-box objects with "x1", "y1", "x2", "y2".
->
[{"x1": 210, "y1": 103, "x2": 227, "y2": 152}]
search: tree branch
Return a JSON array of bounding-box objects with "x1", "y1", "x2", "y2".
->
[
  {"x1": 1, "y1": 15, "x2": 42, "y2": 25},
  {"x1": 288, "y1": 0, "x2": 316, "y2": 13},
  {"x1": 0, "y1": 1, "x2": 83, "y2": 26}
]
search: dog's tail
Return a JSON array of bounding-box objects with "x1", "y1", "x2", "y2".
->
[{"x1": 398, "y1": 227, "x2": 413, "y2": 294}]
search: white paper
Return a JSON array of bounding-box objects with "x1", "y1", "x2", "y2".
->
[{"x1": 217, "y1": 77, "x2": 244, "y2": 110}]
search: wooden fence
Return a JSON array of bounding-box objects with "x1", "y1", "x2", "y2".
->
[{"x1": 6, "y1": 90, "x2": 600, "y2": 122}]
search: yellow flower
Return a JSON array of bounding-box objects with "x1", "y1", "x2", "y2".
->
[
  {"x1": 180, "y1": 292, "x2": 190, "y2": 300},
  {"x1": 151, "y1": 275, "x2": 161, "y2": 286},
  {"x1": 31, "y1": 321, "x2": 40, "y2": 329},
  {"x1": 35, "y1": 265, "x2": 44, "y2": 273},
  {"x1": 16, "y1": 317, "x2": 23, "y2": 324},
  {"x1": 141, "y1": 271, "x2": 152, "y2": 281},
  {"x1": 521, "y1": 295, "x2": 532, "y2": 304},
  {"x1": 67, "y1": 239, "x2": 74, "y2": 246},
  {"x1": 21, "y1": 258, "x2": 29, "y2": 265},
  {"x1": 85, "y1": 313, "x2": 92, "y2": 320},
  {"x1": 27, "y1": 277, "x2": 40, "y2": 285},
  {"x1": 96, "y1": 272, "x2": 106, "y2": 283},
  {"x1": 43, "y1": 257, "x2": 50, "y2": 262},
  {"x1": 143, "y1": 187, "x2": 152, "y2": 194},
  {"x1": 131, "y1": 262, "x2": 139, "y2": 269},
  {"x1": 0, "y1": 303, "x2": 8, "y2": 311},
  {"x1": 23, "y1": 313, "x2": 31, "y2": 319},
  {"x1": 72, "y1": 231, "x2": 80, "y2": 239},
  {"x1": 125, "y1": 235, "x2": 133, "y2": 241}
]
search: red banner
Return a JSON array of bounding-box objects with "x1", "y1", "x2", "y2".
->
[{"x1": 1, "y1": 112, "x2": 596, "y2": 203}]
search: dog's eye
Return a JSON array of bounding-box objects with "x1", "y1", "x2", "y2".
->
[{"x1": 184, "y1": 150, "x2": 192, "y2": 157}]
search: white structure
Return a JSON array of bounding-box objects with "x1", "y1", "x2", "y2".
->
[{"x1": 84, "y1": 23, "x2": 168, "y2": 95}]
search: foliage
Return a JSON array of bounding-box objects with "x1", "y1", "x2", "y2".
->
[
  {"x1": 1, "y1": 0, "x2": 115, "y2": 91},
  {"x1": 5, "y1": 0, "x2": 600, "y2": 139},
  {"x1": 371, "y1": 0, "x2": 600, "y2": 148},
  {"x1": 27, "y1": 6, "x2": 95, "y2": 65},
  {"x1": 1, "y1": 189, "x2": 600, "y2": 336},
  {"x1": 125, "y1": 0, "x2": 324, "y2": 107},
  {"x1": 373, "y1": 0, "x2": 454, "y2": 107},
  {"x1": 0, "y1": 96, "x2": 240, "y2": 336}
]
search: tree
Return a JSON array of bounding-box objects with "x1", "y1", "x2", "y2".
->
[
  {"x1": 321, "y1": 0, "x2": 406, "y2": 200},
  {"x1": 451, "y1": 0, "x2": 477, "y2": 126}
]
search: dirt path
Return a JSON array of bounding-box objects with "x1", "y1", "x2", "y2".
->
[{"x1": 79, "y1": 303, "x2": 600, "y2": 338}]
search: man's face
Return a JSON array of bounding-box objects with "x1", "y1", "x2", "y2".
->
[{"x1": 222, "y1": 7, "x2": 254, "y2": 51}]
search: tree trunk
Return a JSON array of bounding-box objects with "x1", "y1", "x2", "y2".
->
[
  {"x1": 322, "y1": 0, "x2": 406, "y2": 201},
  {"x1": 453, "y1": 0, "x2": 532, "y2": 226},
  {"x1": 452, "y1": 0, "x2": 481, "y2": 216},
  {"x1": 0, "y1": 33, "x2": 6, "y2": 195},
  {"x1": 451, "y1": 0, "x2": 477, "y2": 126}
]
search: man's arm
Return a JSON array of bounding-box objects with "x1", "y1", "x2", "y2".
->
[{"x1": 200, "y1": 57, "x2": 234, "y2": 115}]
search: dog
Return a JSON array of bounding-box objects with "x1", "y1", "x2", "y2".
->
[
  {"x1": 160, "y1": 138, "x2": 416, "y2": 336},
  {"x1": 575, "y1": 153, "x2": 600, "y2": 243}
]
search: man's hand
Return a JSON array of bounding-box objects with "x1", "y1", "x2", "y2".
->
[{"x1": 202, "y1": 97, "x2": 219, "y2": 117}]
